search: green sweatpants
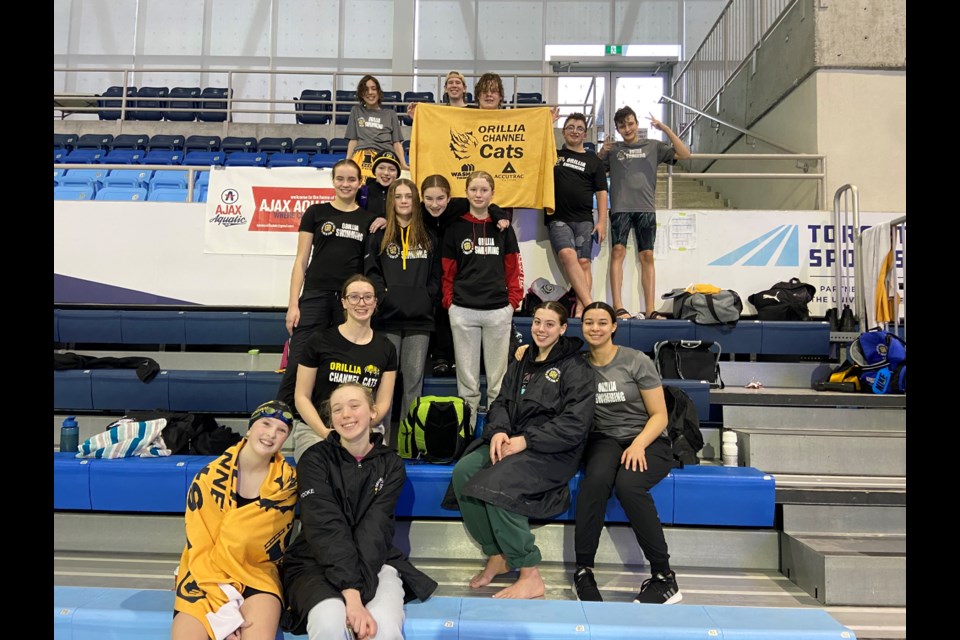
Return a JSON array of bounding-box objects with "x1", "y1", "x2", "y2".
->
[{"x1": 451, "y1": 446, "x2": 542, "y2": 569}]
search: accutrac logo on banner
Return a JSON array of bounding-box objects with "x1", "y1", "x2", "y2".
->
[
  {"x1": 248, "y1": 187, "x2": 335, "y2": 232},
  {"x1": 709, "y1": 224, "x2": 905, "y2": 269}
]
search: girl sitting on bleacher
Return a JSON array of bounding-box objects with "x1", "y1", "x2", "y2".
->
[
  {"x1": 445, "y1": 301, "x2": 594, "y2": 599},
  {"x1": 571, "y1": 302, "x2": 683, "y2": 605},
  {"x1": 280, "y1": 382, "x2": 437, "y2": 640},
  {"x1": 172, "y1": 400, "x2": 298, "y2": 640}
]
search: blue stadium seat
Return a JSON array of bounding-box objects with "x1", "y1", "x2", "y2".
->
[
  {"x1": 294, "y1": 89, "x2": 332, "y2": 125},
  {"x1": 54, "y1": 167, "x2": 67, "y2": 185},
  {"x1": 149, "y1": 170, "x2": 190, "y2": 191},
  {"x1": 53, "y1": 454, "x2": 91, "y2": 510},
  {"x1": 258, "y1": 137, "x2": 293, "y2": 154},
  {"x1": 193, "y1": 185, "x2": 208, "y2": 202},
  {"x1": 694, "y1": 321, "x2": 763, "y2": 355},
  {"x1": 63, "y1": 149, "x2": 103, "y2": 164},
  {"x1": 97, "y1": 85, "x2": 136, "y2": 120},
  {"x1": 246, "y1": 371, "x2": 282, "y2": 412},
  {"x1": 54, "y1": 133, "x2": 78, "y2": 151},
  {"x1": 146, "y1": 134, "x2": 184, "y2": 151},
  {"x1": 328, "y1": 137, "x2": 349, "y2": 154},
  {"x1": 103, "y1": 169, "x2": 154, "y2": 189},
  {"x1": 183, "y1": 311, "x2": 250, "y2": 344},
  {"x1": 195, "y1": 172, "x2": 210, "y2": 188},
  {"x1": 148, "y1": 189, "x2": 190, "y2": 202},
  {"x1": 54, "y1": 185, "x2": 96, "y2": 201},
  {"x1": 120, "y1": 310, "x2": 186, "y2": 343},
  {"x1": 111, "y1": 134, "x2": 150, "y2": 150},
  {"x1": 402, "y1": 91, "x2": 434, "y2": 125},
  {"x1": 221, "y1": 136, "x2": 258, "y2": 153},
  {"x1": 54, "y1": 148, "x2": 68, "y2": 163},
  {"x1": 183, "y1": 151, "x2": 225, "y2": 167},
  {"x1": 334, "y1": 90, "x2": 355, "y2": 125},
  {"x1": 293, "y1": 137, "x2": 328, "y2": 156},
  {"x1": 140, "y1": 150, "x2": 183, "y2": 165},
  {"x1": 760, "y1": 321, "x2": 831, "y2": 355},
  {"x1": 268, "y1": 152, "x2": 311, "y2": 167},
  {"x1": 583, "y1": 141, "x2": 596, "y2": 153},
  {"x1": 58, "y1": 308, "x2": 122, "y2": 342},
  {"x1": 184, "y1": 135, "x2": 221, "y2": 153},
  {"x1": 95, "y1": 186, "x2": 149, "y2": 202},
  {"x1": 54, "y1": 370, "x2": 94, "y2": 410},
  {"x1": 197, "y1": 87, "x2": 231, "y2": 122},
  {"x1": 98, "y1": 149, "x2": 144, "y2": 164},
  {"x1": 60, "y1": 168, "x2": 108, "y2": 192},
  {"x1": 248, "y1": 311, "x2": 288, "y2": 345},
  {"x1": 514, "y1": 91, "x2": 544, "y2": 105},
  {"x1": 309, "y1": 153, "x2": 341, "y2": 168},
  {"x1": 76, "y1": 133, "x2": 115, "y2": 150},
  {"x1": 164, "y1": 86, "x2": 201, "y2": 121},
  {"x1": 90, "y1": 456, "x2": 189, "y2": 512},
  {"x1": 225, "y1": 152, "x2": 267, "y2": 167},
  {"x1": 132, "y1": 86, "x2": 168, "y2": 120},
  {"x1": 382, "y1": 90, "x2": 402, "y2": 112}
]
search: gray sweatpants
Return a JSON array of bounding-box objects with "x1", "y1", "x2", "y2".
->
[
  {"x1": 383, "y1": 329, "x2": 431, "y2": 448},
  {"x1": 448, "y1": 303, "x2": 514, "y2": 430},
  {"x1": 305, "y1": 564, "x2": 405, "y2": 640}
]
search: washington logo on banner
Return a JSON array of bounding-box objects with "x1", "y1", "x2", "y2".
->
[
  {"x1": 204, "y1": 167, "x2": 335, "y2": 255},
  {"x1": 410, "y1": 103, "x2": 558, "y2": 212}
]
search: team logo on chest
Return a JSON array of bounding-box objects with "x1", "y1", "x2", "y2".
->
[
  {"x1": 386, "y1": 243, "x2": 401, "y2": 259},
  {"x1": 545, "y1": 367, "x2": 561, "y2": 383},
  {"x1": 460, "y1": 239, "x2": 474, "y2": 255},
  {"x1": 320, "y1": 221, "x2": 336, "y2": 236}
]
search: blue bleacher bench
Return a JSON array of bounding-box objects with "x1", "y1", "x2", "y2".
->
[
  {"x1": 53, "y1": 587, "x2": 855, "y2": 640},
  {"x1": 54, "y1": 452, "x2": 775, "y2": 527},
  {"x1": 55, "y1": 310, "x2": 832, "y2": 356},
  {"x1": 55, "y1": 368, "x2": 710, "y2": 426}
]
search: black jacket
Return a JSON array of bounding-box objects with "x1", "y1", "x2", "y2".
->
[
  {"x1": 442, "y1": 336, "x2": 595, "y2": 519},
  {"x1": 358, "y1": 178, "x2": 389, "y2": 217},
  {"x1": 424, "y1": 197, "x2": 509, "y2": 237},
  {"x1": 280, "y1": 433, "x2": 437, "y2": 635},
  {"x1": 365, "y1": 226, "x2": 442, "y2": 331}
]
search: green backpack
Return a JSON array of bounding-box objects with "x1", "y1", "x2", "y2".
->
[{"x1": 398, "y1": 395, "x2": 473, "y2": 463}]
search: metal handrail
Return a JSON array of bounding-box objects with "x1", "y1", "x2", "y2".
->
[
  {"x1": 832, "y1": 185, "x2": 861, "y2": 326},
  {"x1": 671, "y1": 0, "x2": 798, "y2": 145},
  {"x1": 660, "y1": 94, "x2": 799, "y2": 154}
]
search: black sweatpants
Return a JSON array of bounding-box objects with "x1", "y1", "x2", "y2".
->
[
  {"x1": 574, "y1": 434, "x2": 675, "y2": 574},
  {"x1": 276, "y1": 290, "x2": 339, "y2": 409},
  {"x1": 428, "y1": 300, "x2": 454, "y2": 363}
]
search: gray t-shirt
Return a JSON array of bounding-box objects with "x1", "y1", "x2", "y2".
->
[
  {"x1": 345, "y1": 105, "x2": 403, "y2": 152},
  {"x1": 604, "y1": 139, "x2": 676, "y2": 213},
  {"x1": 587, "y1": 346, "x2": 669, "y2": 441}
]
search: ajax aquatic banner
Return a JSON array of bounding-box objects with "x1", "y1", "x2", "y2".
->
[{"x1": 204, "y1": 167, "x2": 334, "y2": 255}]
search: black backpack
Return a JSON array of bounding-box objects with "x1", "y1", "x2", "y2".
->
[
  {"x1": 662, "y1": 386, "x2": 704, "y2": 465},
  {"x1": 748, "y1": 278, "x2": 816, "y2": 321}
]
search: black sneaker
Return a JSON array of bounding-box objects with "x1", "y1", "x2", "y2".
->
[
  {"x1": 572, "y1": 567, "x2": 603, "y2": 602},
  {"x1": 634, "y1": 571, "x2": 682, "y2": 605},
  {"x1": 432, "y1": 358, "x2": 451, "y2": 377}
]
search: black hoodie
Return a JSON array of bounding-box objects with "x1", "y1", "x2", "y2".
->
[
  {"x1": 281, "y1": 432, "x2": 437, "y2": 634},
  {"x1": 365, "y1": 226, "x2": 442, "y2": 331}
]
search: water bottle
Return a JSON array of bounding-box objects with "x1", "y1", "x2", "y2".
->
[
  {"x1": 61, "y1": 416, "x2": 80, "y2": 454},
  {"x1": 474, "y1": 409, "x2": 487, "y2": 440},
  {"x1": 721, "y1": 430, "x2": 739, "y2": 467}
]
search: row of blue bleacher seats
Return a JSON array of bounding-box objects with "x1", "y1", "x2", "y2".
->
[
  {"x1": 54, "y1": 133, "x2": 355, "y2": 168},
  {"x1": 92, "y1": 85, "x2": 546, "y2": 125},
  {"x1": 54, "y1": 449, "x2": 775, "y2": 526},
  {"x1": 54, "y1": 169, "x2": 212, "y2": 202},
  {"x1": 54, "y1": 308, "x2": 833, "y2": 357}
]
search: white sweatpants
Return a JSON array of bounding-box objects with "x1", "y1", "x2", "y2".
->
[{"x1": 305, "y1": 564, "x2": 405, "y2": 640}]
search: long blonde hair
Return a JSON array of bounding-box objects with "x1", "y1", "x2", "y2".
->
[{"x1": 380, "y1": 179, "x2": 432, "y2": 254}]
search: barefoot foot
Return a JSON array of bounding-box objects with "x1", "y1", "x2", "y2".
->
[
  {"x1": 469, "y1": 554, "x2": 510, "y2": 589},
  {"x1": 492, "y1": 566, "x2": 545, "y2": 599}
]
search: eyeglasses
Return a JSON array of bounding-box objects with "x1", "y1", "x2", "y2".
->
[
  {"x1": 564, "y1": 125, "x2": 586, "y2": 133},
  {"x1": 345, "y1": 293, "x2": 376, "y2": 305}
]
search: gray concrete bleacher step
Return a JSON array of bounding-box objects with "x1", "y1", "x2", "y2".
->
[{"x1": 779, "y1": 505, "x2": 906, "y2": 608}]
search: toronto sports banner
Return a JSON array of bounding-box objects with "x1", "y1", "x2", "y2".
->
[{"x1": 409, "y1": 104, "x2": 557, "y2": 211}]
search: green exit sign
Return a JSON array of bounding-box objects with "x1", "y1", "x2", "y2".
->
[{"x1": 605, "y1": 45, "x2": 623, "y2": 55}]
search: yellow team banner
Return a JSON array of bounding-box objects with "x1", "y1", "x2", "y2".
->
[{"x1": 410, "y1": 103, "x2": 557, "y2": 212}]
